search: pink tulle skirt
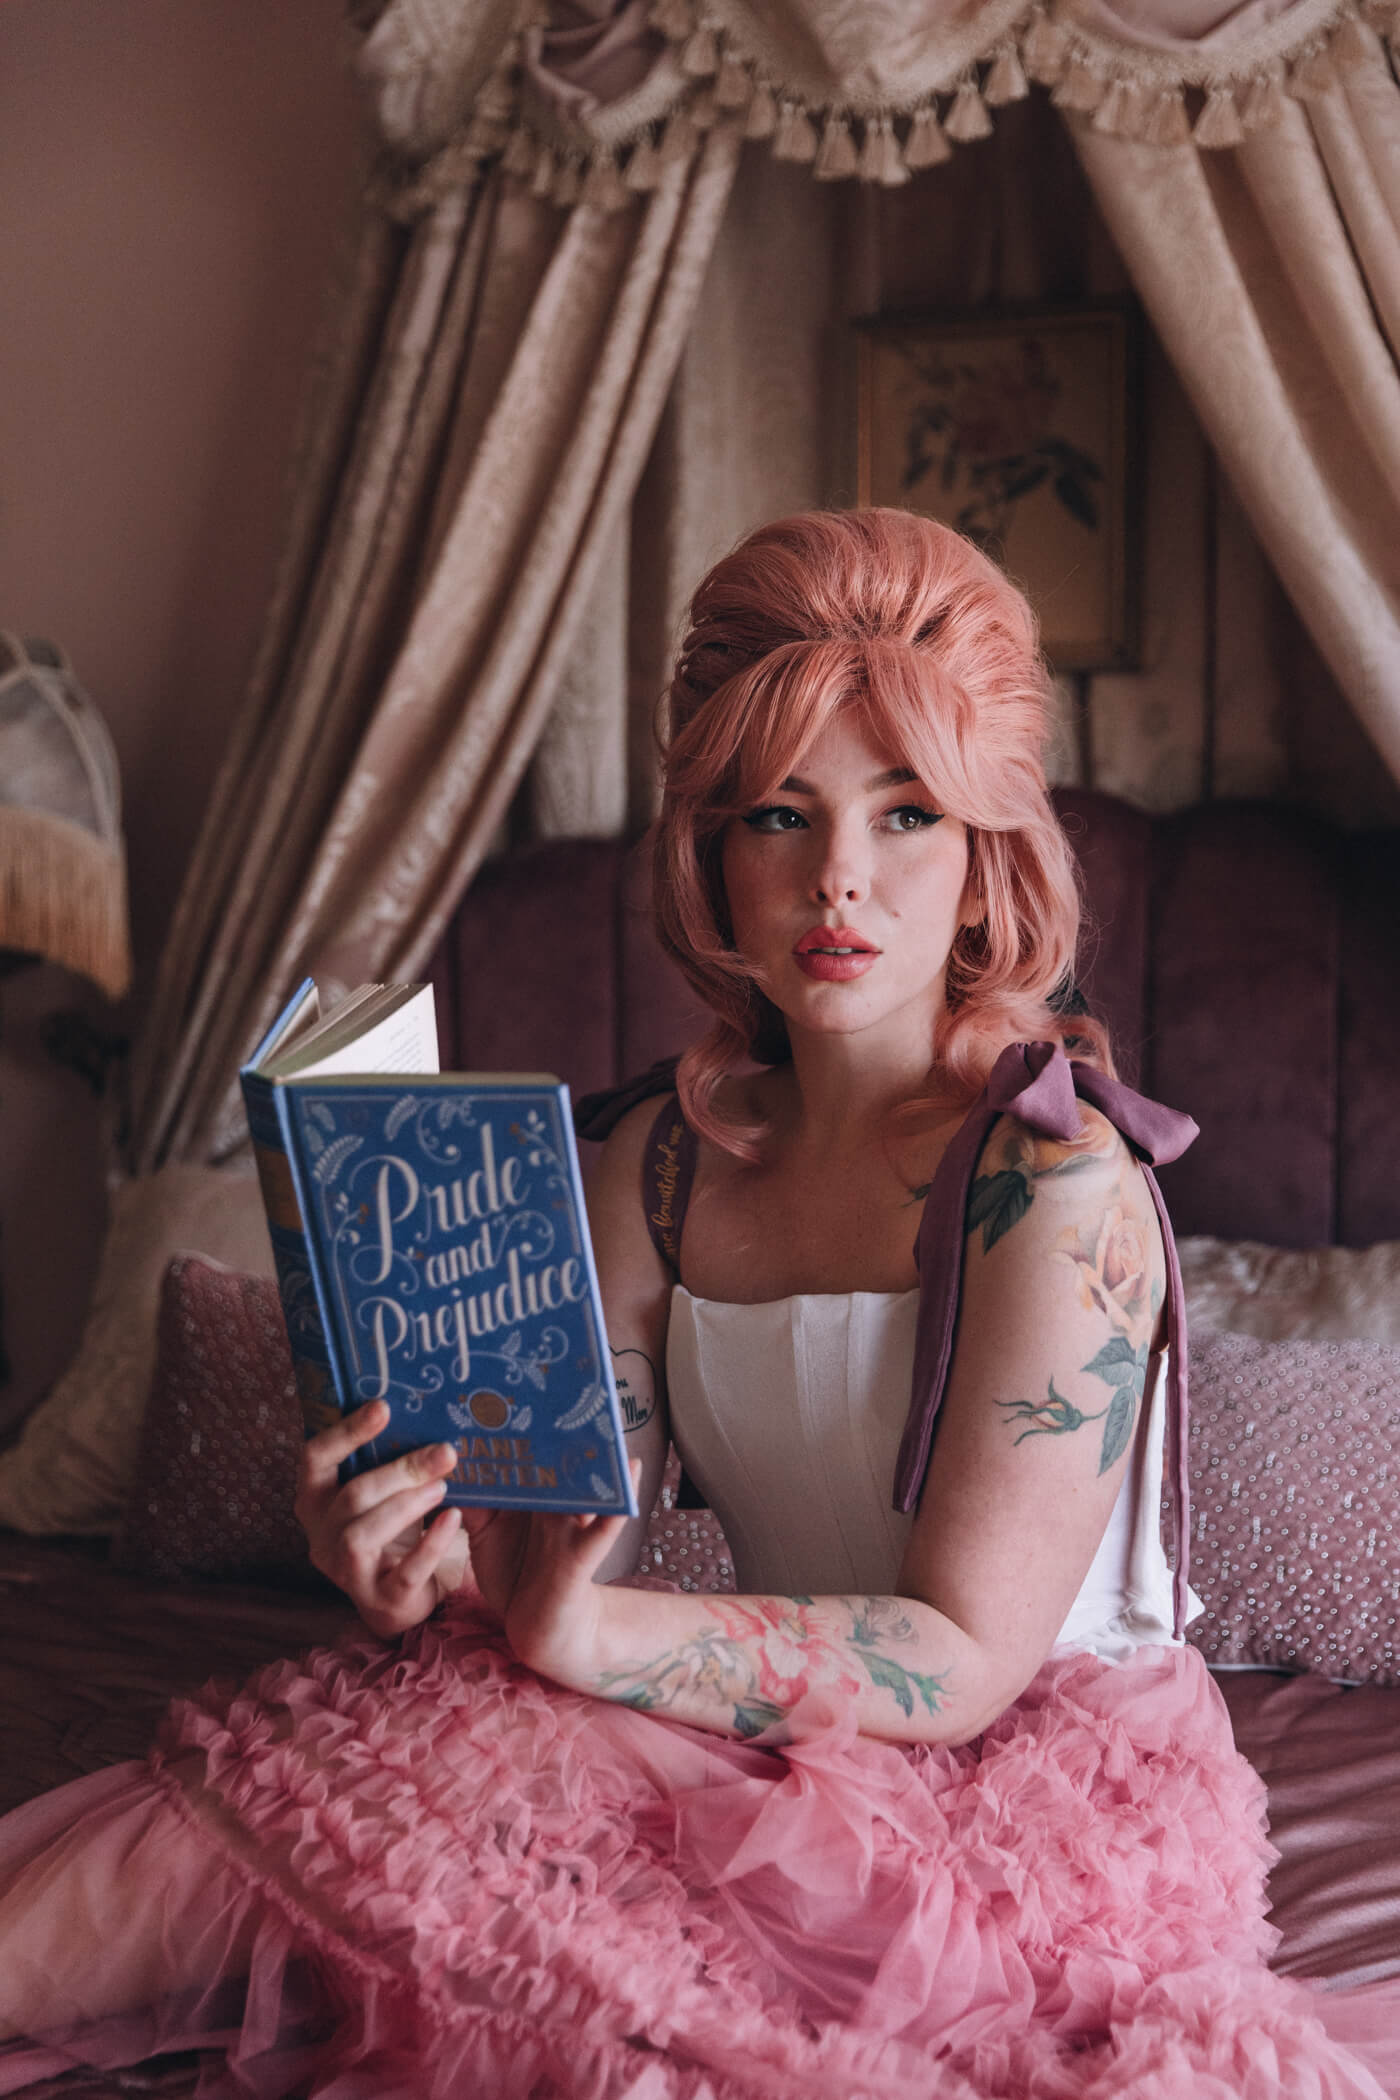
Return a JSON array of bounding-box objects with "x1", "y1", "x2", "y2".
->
[{"x1": 0, "y1": 1603, "x2": 1395, "y2": 2098}]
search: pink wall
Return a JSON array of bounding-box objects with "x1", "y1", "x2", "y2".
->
[{"x1": 0, "y1": 0, "x2": 365, "y2": 1427}]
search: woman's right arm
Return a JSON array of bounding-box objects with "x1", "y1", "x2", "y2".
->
[
  {"x1": 580, "y1": 1096, "x2": 676, "y2": 1586},
  {"x1": 294, "y1": 1095, "x2": 675, "y2": 1630}
]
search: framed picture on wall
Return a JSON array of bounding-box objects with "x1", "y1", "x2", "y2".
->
[{"x1": 856, "y1": 302, "x2": 1143, "y2": 672}]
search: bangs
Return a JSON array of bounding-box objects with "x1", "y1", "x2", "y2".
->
[{"x1": 667, "y1": 635, "x2": 1041, "y2": 837}]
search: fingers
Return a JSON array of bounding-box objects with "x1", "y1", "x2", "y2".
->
[
  {"x1": 296, "y1": 1409, "x2": 457, "y2": 1526},
  {"x1": 324, "y1": 1474, "x2": 454, "y2": 1574},
  {"x1": 381, "y1": 1505, "x2": 462, "y2": 1597}
]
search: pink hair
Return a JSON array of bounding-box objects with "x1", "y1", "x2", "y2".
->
[{"x1": 652, "y1": 508, "x2": 1111, "y2": 1158}]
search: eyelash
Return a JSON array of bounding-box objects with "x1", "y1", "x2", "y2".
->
[{"x1": 741, "y1": 803, "x2": 944, "y2": 834}]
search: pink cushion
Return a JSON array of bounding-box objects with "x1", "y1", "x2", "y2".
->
[
  {"x1": 1187, "y1": 1331, "x2": 1400, "y2": 1684},
  {"x1": 116, "y1": 1260, "x2": 735, "y2": 1595},
  {"x1": 114, "y1": 1256, "x2": 308, "y2": 1583}
]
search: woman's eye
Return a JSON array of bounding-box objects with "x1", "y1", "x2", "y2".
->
[
  {"x1": 883, "y1": 805, "x2": 944, "y2": 832},
  {"x1": 742, "y1": 804, "x2": 808, "y2": 832}
]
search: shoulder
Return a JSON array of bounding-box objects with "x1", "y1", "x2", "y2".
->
[
  {"x1": 964, "y1": 1100, "x2": 1164, "y2": 1326},
  {"x1": 589, "y1": 1092, "x2": 677, "y2": 1210},
  {"x1": 971, "y1": 1101, "x2": 1133, "y2": 1236}
]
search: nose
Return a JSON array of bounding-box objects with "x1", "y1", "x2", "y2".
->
[{"x1": 810, "y1": 819, "x2": 870, "y2": 907}]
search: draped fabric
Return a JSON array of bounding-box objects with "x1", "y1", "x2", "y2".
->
[
  {"x1": 1072, "y1": 41, "x2": 1400, "y2": 784},
  {"x1": 129, "y1": 0, "x2": 1400, "y2": 1179},
  {"x1": 127, "y1": 18, "x2": 738, "y2": 1171}
]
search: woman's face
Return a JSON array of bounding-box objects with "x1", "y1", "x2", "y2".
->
[{"x1": 720, "y1": 711, "x2": 971, "y2": 1056}]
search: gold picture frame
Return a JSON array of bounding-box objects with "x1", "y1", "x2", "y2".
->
[{"x1": 856, "y1": 302, "x2": 1142, "y2": 672}]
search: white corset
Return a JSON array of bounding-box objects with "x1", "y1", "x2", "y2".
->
[{"x1": 666, "y1": 1286, "x2": 1192, "y2": 1661}]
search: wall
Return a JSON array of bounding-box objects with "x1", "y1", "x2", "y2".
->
[{"x1": 0, "y1": 0, "x2": 365, "y2": 1430}]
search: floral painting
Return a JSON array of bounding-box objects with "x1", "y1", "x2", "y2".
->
[{"x1": 857, "y1": 304, "x2": 1141, "y2": 671}]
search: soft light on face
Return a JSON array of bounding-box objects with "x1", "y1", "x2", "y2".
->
[{"x1": 720, "y1": 710, "x2": 971, "y2": 1058}]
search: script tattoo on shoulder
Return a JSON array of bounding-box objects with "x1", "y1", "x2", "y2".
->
[
  {"x1": 965, "y1": 1120, "x2": 1117, "y2": 1253},
  {"x1": 610, "y1": 1347, "x2": 656, "y2": 1434}
]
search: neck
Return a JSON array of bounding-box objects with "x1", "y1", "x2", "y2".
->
[{"x1": 778, "y1": 1005, "x2": 949, "y2": 1152}]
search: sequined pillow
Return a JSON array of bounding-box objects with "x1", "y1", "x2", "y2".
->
[
  {"x1": 114, "y1": 1256, "x2": 311, "y2": 1585},
  {"x1": 1187, "y1": 1331, "x2": 1400, "y2": 1684},
  {"x1": 630, "y1": 1453, "x2": 735, "y2": 1594}
]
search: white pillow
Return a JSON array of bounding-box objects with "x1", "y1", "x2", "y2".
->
[
  {"x1": 1179, "y1": 1236, "x2": 1400, "y2": 1347},
  {"x1": 0, "y1": 1164, "x2": 274, "y2": 1536}
]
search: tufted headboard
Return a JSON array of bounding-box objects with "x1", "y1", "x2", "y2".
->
[{"x1": 432, "y1": 790, "x2": 1400, "y2": 1250}]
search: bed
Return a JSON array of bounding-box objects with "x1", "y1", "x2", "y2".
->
[{"x1": 2, "y1": 787, "x2": 1398, "y2": 2087}]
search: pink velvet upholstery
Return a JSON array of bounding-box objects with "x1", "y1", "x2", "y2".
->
[{"x1": 435, "y1": 794, "x2": 1400, "y2": 1249}]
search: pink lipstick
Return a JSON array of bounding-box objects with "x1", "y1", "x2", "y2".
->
[{"x1": 793, "y1": 926, "x2": 880, "y2": 982}]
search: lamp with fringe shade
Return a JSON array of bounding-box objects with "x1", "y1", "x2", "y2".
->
[{"x1": 0, "y1": 633, "x2": 130, "y2": 998}]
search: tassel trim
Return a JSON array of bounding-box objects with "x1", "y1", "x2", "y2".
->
[
  {"x1": 365, "y1": 0, "x2": 1385, "y2": 220},
  {"x1": 0, "y1": 807, "x2": 131, "y2": 1000}
]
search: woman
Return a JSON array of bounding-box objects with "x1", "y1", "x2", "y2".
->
[{"x1": 0, "y1": 510, "x2": 1391, "y2": 2097}]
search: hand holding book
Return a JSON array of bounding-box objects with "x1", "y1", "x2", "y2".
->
[
  {"x1": 241, "y1": 980, "x2": 639, "y2": 1572},
  {"x1": 295, "y1": 1397, "x2": 470, "y2": 1639}
]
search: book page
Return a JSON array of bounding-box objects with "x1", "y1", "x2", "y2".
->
[{"x1": 299, "y1": 984, "x2": 439, "y2": 1077}]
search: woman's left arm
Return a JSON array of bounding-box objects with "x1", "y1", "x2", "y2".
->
[{"x1": 479, "y1": 1107, "x2": 1165, "y2": 1745}]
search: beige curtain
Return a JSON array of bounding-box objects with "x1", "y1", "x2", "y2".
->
[
  {"x1": 491, "y1": 0, "x2": 1400, "y2": 800},
  {"x1": 132, "y1": 0, "x2": 1400, "y2": 1171},
  {"x1": 1070, "y1": 35, "x2": 1400, "y2": 782},
  {"x1": 129, "y1": 6, "x2": 739, "y2": 1171}
]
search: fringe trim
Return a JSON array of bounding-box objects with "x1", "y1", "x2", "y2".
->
[
  {"x1": 364, "y1": 0, "x2": 1388, "y2": 218},
  {"x1": 0, "y1": 806, "x2": 131, "y2": 999}
]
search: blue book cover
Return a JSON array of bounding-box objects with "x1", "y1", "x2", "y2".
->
[{"x1": 241, "y1": 984, "x2": 636, "y2": 1518}]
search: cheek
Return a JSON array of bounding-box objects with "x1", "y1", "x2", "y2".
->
[{"x1": 885, "y1": 826, "x2": 969, "y2": 928}]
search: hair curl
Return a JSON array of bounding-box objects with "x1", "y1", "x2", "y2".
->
[{"x1": 652, "y1": 508, "x2": 1109, "y2": 1158}]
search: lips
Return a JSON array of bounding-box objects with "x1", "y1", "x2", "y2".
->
[{"x1": 793, "y1": 925, "x2": 880, "y2": 983}]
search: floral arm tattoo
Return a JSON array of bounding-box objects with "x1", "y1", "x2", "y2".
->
[
  {"x1": 964, "y1": 1121, "x2": 1119, "y2": 1251},
  {"x1": 592, "y1": 1594, "x2": 950, "y2": 1741},
  {"x1": 972, "y1": 1121, "x2": 1164, "y2": 1475}
]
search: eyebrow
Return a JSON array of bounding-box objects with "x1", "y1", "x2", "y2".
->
[{"x1": 777, "y1": 766, "x2": 920, "y2": 794}]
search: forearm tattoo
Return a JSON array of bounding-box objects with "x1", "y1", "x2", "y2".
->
[{"x1": 595, "y1": 1595, "x2": 950, "y2": 1740}]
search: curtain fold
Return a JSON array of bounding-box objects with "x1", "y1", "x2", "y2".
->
[
  {"x1": 131, "y1": 107, "x2": 738, "y2": 1171},
  {"x1": 130, "y1": 0, "x2": 1400, "y2": 1177},
  {"x1": 1069, "y1": 41, "x2": 1400, "y2": 784}
]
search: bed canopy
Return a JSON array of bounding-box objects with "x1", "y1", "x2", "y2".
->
[{"x1": 127, "y1": 0, "x2": 1400, "y2": 1176}]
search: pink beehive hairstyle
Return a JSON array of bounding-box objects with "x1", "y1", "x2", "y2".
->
[{"x1": 652, "y1": 508, "x2": 1110, "y2": 1157}]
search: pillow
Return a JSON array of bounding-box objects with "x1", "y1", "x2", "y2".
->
[
  {"x1": 0, "y1": 1164, "x2": 274, "y2": 1536},
  {"x1": 631, "y1": 1453, "x2": 735, "y2": 1594},
  {"x1": 1179, "y1": 1237, "x2": 1400, "y2": 1347},
  {"x1": 113, "y1": 1255, "x2": 310, "y2": 1584},
  {"x1": 114, "y1": 1259, "x2": 735, "y2": 1594},
  {"x1": 1186, "y1": 1330, "x2": 1400, "y2": 1684}
]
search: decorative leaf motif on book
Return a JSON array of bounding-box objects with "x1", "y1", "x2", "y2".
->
[
  {"x1": 555, "y1": 1381, "x2": 608, "y2": 1431},
  {"x1": 385, "y1": 1094, "x2": 418, "y2": 1140},
  {"x1": 415, "y1": 1097, "x2": 478, "y2": 1163},
  {"x1": 313, "y1": 1134, "x2": 363, "y2": 1186}
]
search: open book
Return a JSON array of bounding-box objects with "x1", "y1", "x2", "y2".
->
[{"x1": 239, "y1": 980, "x2": 636, "y2": 1517}]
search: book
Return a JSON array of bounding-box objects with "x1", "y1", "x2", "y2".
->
[{"x1": 239, "y1": 979, "x2": 637, "y2": 1517}]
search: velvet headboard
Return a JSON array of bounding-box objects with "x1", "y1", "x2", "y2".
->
[{"x1": 432, "y1": 790, "x2": 1400, "y2": 1249}]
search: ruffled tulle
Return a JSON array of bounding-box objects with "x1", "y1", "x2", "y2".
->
[{"x1": 0, "y1": 1607, "x2": 1392, "y2": 2099}]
